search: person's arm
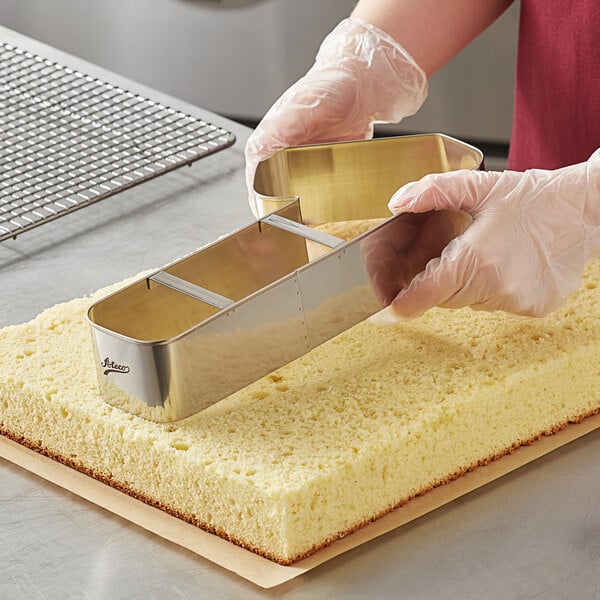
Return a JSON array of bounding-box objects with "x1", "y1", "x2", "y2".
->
[{"x1": 352, "y1": 0, "x2": 514, "y2": 75}]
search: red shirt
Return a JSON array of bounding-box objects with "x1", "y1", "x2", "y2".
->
[{"x1": 508, "y1": 1, "x2": 600, "y2": 171}]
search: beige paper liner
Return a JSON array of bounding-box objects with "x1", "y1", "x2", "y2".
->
[{"x1": 1, "y1": 413, "x2": 599, "y2": 589}]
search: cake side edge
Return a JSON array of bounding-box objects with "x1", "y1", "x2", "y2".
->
[{"x1": 2, "y1": 404, "x2": 598, "y2": 566}]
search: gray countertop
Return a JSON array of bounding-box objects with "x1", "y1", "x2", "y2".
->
[{"x1": 1, "y1": 27, "x2": 599, "y2": 600}]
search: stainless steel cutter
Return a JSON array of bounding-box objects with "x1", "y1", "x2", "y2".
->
[{"x1": 87, "y1": 134, "x2": 483, "y2": 422}]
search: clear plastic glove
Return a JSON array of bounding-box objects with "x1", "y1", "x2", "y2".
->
[
  {"x1": 244, "y1": 17, "x2": 428, "y2": 215},
  {"x1": 361, "y1": 210, "x2": 472, "y2": 306},
  {"x1": 371, "y1": 151, "x2": 600, "y2": 324}
]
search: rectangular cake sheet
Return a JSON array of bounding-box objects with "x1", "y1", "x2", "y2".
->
[{"x1": 1, "y1": 413, "x2": 599, "y2": 589}]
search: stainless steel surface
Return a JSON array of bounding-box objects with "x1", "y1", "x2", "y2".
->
[
  {"x1": 261, "y1": 213, "x2": 345, "y2": 248},
  {"x1": 0, "y1": 40, "x2": 235, "y2": 242},
  {"x1": 88, "y1": 135, "x2": 482, "y2": 422},
  {"x1": 88, "y1": 200, "x2": 310, "y2": 418},
  {"x1": 86, "y1": 198, "x2": 370, "y2": 421},
  {"x1": 150, "y1": 270, "x2": 235, "y2": 308},
  {"x1": 1, "y1": 26, "x2": 599, "y2": 600},
  {"x1": 254, "y1": 135, "x2": 483, "y2": 223}
]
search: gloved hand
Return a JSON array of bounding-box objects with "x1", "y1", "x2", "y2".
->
[
  {"x1": 244, "y1": 17, "x2": 428, "y2": 215},
  {"x1": 362, "y1": 209, "x2": 472, "y2": 306},
  {"x1": 370, "y1": 150, "x2": 600, "y2": 324}
]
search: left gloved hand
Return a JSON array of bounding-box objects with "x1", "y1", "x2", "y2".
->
[
  {"x1": 244, "y1": 18, "x2": 428, "y2": 216},
  {"x1": 370, "y1": 151, "x2": 600, "y2": 324}
]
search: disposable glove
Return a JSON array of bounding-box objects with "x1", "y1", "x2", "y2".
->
[
  {"x1": 362, "y1": 209, "x2": 472, "y2": 306},
  {"x1": 370, "y1": 150, "x2": 600, "y2": 323},
  {"x1": 245, "y1": 17, "x2": 428, "y2": 215}
]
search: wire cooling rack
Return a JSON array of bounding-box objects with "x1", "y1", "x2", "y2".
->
[{"x1": 0, "y1": 41, "x2": 236, "y2": 242}]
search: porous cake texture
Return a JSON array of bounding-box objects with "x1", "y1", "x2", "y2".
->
[{"x1": 1, "y1": 260, "x2": 599, "y2": 564}]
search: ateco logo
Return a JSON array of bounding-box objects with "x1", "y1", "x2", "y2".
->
[{"x1": 101, "y1": 357, "x2": 130, "y2": 375}]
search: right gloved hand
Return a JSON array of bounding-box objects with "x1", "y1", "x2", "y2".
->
[
  {"x1": 244, "y1": 17, "x2": 428, "y2": 215},
  {"x1": 370, "y1": 151, "x2": 600, "y2": 324}
]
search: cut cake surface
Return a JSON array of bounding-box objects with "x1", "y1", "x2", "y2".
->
[{"x1": 1, "y1": 256, "x2": 599, "y2": 564}]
